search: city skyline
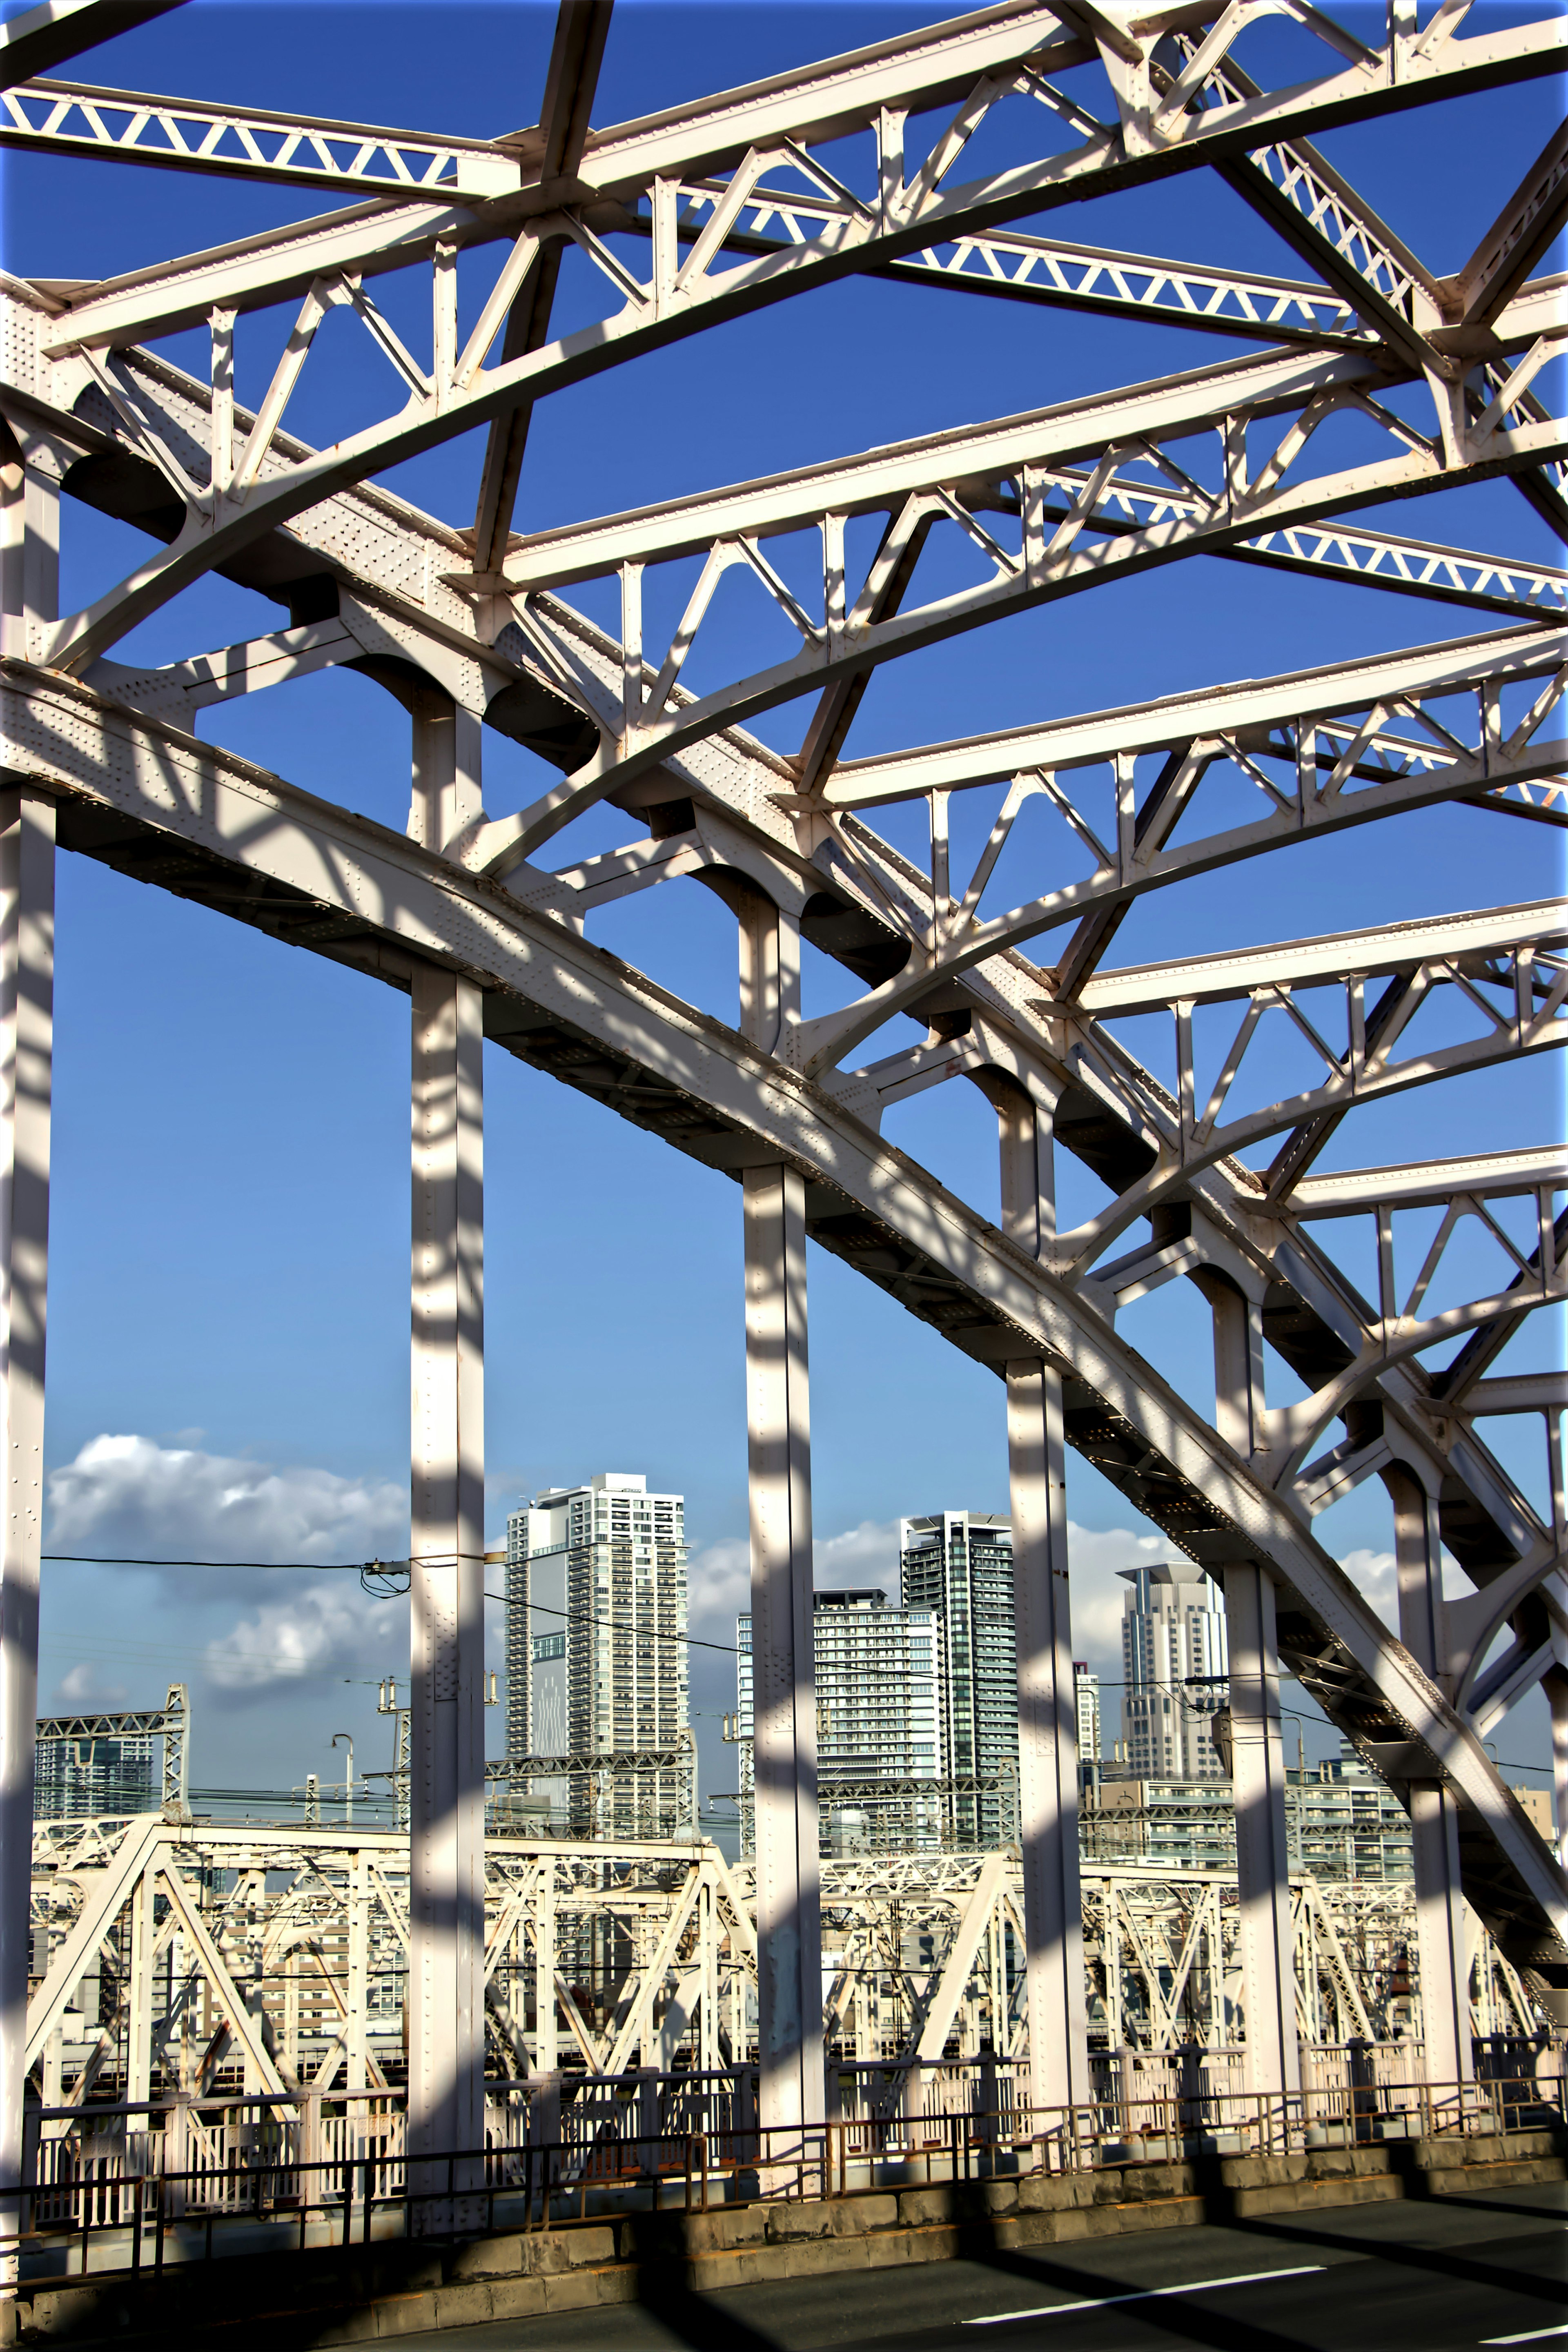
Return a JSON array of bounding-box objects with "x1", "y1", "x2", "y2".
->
[{"x1": 9, "y1": 1, "x2": 1555, "y2": 1819}]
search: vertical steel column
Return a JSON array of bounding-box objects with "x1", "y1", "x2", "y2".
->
[
  {"x1": 535, "y1": 1856, "x2": 557, "y2": 2077},
  {"x1": 126, "y1": 1867, "x2": 154, "y2": 2108},
  {"x1": 1551, "y1": 1408, "x2": 1567, "y2": 1878},
  {"x1": 408, "y1": 963, "x2": 487, "y2": 2213},
  {"x1": 744, "y1": 1161, "x2": 823, "y2": 2146},
  {"x1": 1223, "y1": 1564, "x2": 1300, "y2": 2097},
  {"x1": 990, "y1": 1076, "x2": 1087, "y2": 2113},
  {"x1": 0, "y1": 785, "x2": 54, "y2": 2297},
  {"x1": 1383, "y1": 1461, "x2": 1473, "y2": 2086},
  {"x1": 1206, "y1": 1276, "x2": 1299, "y2": 2098},
  {"x1": 408, "y1": 693, "x2": 484, "y2": 855},
  {"x1": 0, "y1": 424, "x2": 61, "y2": 666},
  {"x1": 346, "y1": 1851, "x2": 369, "y2": 2096},
  {"x1": 1550, "y1": 1670, "x2": 1568, "y2": 1869},
  {"x1": 1005, "y1": 1362, "x2": 1088, "y2": 2112}
]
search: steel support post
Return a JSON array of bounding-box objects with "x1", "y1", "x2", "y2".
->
[
  {"x1": 1551, "y1": 1670, "x2": 1568, "y2": 1867},
  {"x1": 744, "y1": 1160, "x2": 824, "y2": 2147},
  {"x1": 1223, "y1": 1562, "x2": 1301, "y2": 2098},
  {"x1": 347, "y1": 1851, "x2": 368, "y2": 2096},
  {"x1": 535, "y1": 1856, "x2": 557, "y2": 2077},
  {"x1": 1204, "y1": 1275, "x2": 1299, "y2": 2096},
  {"x1": 126, "y1": 1867, "x2": 153, "y2": 2108},
  {"x1": 0, "y1": 427, "x2": 60, "y2": 666},
  {"x1": 408, "y1": 693, "x2": 484, "y2": 856},
  {"x1": 408, "y1": 962, "x2": 486, "y2": 2216},
  {"x1": 1005, "y1": 1361, "x2": 1089, "y2": 2112},
  {"x1": 1383, "y1": 1461, "x2": 1474, "y2": 2085},
  {"x1": 0, "y1": 786, "x2": 53, "y2": 2296},
  {"x1": 991, "y1": 1077, "x2": 1087, "y2": 2112}
]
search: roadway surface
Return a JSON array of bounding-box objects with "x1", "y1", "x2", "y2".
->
[{"x1": 392, "y1": 2180, "x2": 1568, "y2": 2351}]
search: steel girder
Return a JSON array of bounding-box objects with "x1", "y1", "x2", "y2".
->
[
  {"x1": 5, "y1": 0, "x2": 1564, "y2": 663},
  {"x1": 0, "y1": 0, "x2": 1564, "y2": 2015},
  {"x1": 2, "y1": 651, "x2": 1564, "y2": 1974},
  {"x1": 27, "y1": 1818, "x2": 1488, "y2": 2109}
]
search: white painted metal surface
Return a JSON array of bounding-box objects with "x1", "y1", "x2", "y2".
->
[
  {"x1": 0, "y1": 0, "x2": 1563, "y2": 2233},
  {"x1": 408, "y1": 968, "x2": 487, "y2": 2212}
]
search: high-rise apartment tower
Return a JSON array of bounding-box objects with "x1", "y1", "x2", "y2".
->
[
  {"x1": 1118, "y1": 1563, "x2": 1228, "y2": 1780},
  {"x1": 899, "y1": 1511, "x2": 1016, "y2": 1846},
  {"x1": 506, "y1": 1472, "x2": 688, "y2": 1834},
  {"x1": 735, "y1": 1588, "x2": 942, "y2": 1853},
  {"x1": 1074, "y1": 1662, "x2": 1101, "y2": 1793}
]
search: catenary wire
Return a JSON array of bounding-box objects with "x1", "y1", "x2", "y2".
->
[{"x1": 37, "y1": 1559, "x2": 1557, "y2": 1775}]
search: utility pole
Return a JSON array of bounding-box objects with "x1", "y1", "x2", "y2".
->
[{"x1": 332, "y1": 1732, "x2": 354, "y2": 1829}]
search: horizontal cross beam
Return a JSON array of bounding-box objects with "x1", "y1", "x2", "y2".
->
[{"x1": 4, "y1": 656, "x2": 1560, "y2": 1979}]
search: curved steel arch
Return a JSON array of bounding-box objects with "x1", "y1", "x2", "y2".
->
[{"x1": 1, "y1": 0, "x2": 1566, "y2": 2211}]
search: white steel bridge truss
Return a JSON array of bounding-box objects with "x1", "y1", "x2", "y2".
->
[
  {"x1": 24, "y1": 1817, "x2": 1543, "y2": 2115},
  {"x1": 0, "y1": 0, "x2": 1566, "y2": 2253}
]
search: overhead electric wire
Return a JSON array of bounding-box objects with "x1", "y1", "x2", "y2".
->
[
  {"x1": 39, "y1": 1549, "x2": 742, "y2": 1657},
  {"x1": 481, "y1": 1591, "x2": 737, "y2": 1655},
  {"x1": 37, "y1": 1560, "x2": 1558, "y2": 1778}
]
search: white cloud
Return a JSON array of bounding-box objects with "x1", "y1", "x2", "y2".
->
[
  {"x1": 1059, "y1": 1523, "x2": 1167, "y2": 1671},
  {"x1": 686, "y1": 1514, "x2": 1167, "y2": 1673},
  {"x1": 688, "y1": 1517, "x2": 904, "y2": 1639},
  {"x1": 46, "y1": 1433, "x2": 409, "y2": 1703},
  {"x1": 814, "y1": 1518, "x2": 901, "y2": 1590},
  {"x1": 51, "y1": 1660, "x2": 129, "y2": 1709},
  {"x1": 1340, "y1": 1547, "x2": 1397, "y2": 1626},
  {"x1": 688, "y1": 1536, "x2": 751, "y2": 1637},
  {"x1": 204, "y1": 1585, "x2": 405, "y2": 1693},
  {"x1": 48, "y1": 1433, "x2": 405, "y2": 1565}
]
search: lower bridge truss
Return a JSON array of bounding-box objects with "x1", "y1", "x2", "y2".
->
[{"x1": 26, "y1": 1817, "x2": 1550, "y2": 2137}]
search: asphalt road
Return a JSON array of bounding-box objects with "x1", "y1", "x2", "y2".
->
[{"x1": 390, "y1": 2180, "x2": 1568, "y2": 2352}]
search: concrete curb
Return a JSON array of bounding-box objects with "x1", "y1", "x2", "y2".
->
[{"x1": 4, "y1": 2128, "x2": 1564, "y2": 2344}]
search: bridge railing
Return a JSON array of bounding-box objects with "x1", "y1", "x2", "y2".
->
[{"x1": 7, "y1": 2055, "x2": 1563, "y2": 2278}]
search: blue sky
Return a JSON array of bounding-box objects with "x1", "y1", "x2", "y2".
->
[{"x1": 3, "y1": 0, "x2": 1562, "y2": 1826}]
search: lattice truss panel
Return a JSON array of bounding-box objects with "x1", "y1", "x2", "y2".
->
[
  {"x1": 26, "y1": 1820, "x2": 1539, "y2": 2109},
  {"x1": 0, "y1": 0, "x2": 1565, "y2": 1988}
]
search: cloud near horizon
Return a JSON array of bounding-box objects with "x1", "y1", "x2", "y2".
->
[
  {"x1": 43, "y1": 1434, "x2": 1405, "y2": 1713},
  {"x1": 46, "y1": 1433, "x2": 409, "y2": 1701},
  {"x1": 686, "y1": 1513, "x2": 1172, "y2": 1673},
  {"x1": 49, "y1": 1432, "x2": 407, "y2": 1565}
]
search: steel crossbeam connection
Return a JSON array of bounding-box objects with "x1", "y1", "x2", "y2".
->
[
  {"x1": 19, "y1": 1816, "x2": 1550, "y2": 2135},
  {"x1": 0, "y1": 0, "x2": 1565, "y2": 2268},
  {"x1": 32, "y1": 1684, "x2": 189, "y2": 1817}
]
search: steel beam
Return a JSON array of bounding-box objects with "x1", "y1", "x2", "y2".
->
[
  {"x1": 470, "y1": 0, "x2": 612, "y2": 575},
  {"x1": 1450, "y1": 119, "x2": 1568, "y2": 331},
  {"x1": 1384, "y1": 1461, "x2": 1474, "y2": 2087},
  {"x1": 1076, "y1": 904, "x2": 1567, "y2": 1018},
  {"x1": 744, "y1": 1162, "x2": 824, "y2": 2156},
  {"x1": 0, "y1": 786, "x2": 52, "y2": 2294},
  {"x1": 3, "y1": 662, "x2": 1559, "y2": 1989},
  {"x1": 1464, "y1": 1374, "x2": 1568, "y2": 1417},
  {"x1": 1224, "y1": 1565, "x2": 1301, "y2": 2098},
  {"x1": 995, "y1": 1076, "x2": 1088, "y2": 2110},
  {"x1": 407, "y1": 964, "x2": 486, "y2": 2221},
  {"x1": 1006, "y1": 1358, "x2": 1089, "y2": 2110},
  {"x1": 0, "y1": 2, "x2": 185, "y2": 90},
  {"x1": 1288, "y1": 1149, "x2": 1568, "y2": 1219},
  {"x1": 2, "y1": 76, "x2": 520, "y2": 197},
  {"x1": 824, "y1": 626, "x2": 1566, "y2": 804},
  {"x1": 16, "y1": 2, "x2": 1566, "y2": 345}
]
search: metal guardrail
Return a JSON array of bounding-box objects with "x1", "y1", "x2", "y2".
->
[{"x1": 5, "y1": 2061, "x2": 1564, "y2": 2284}]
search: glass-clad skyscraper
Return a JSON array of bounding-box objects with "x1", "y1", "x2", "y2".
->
[{"x1": 899, "y1": 1511, "x2": 1016, "y2": 1847}]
